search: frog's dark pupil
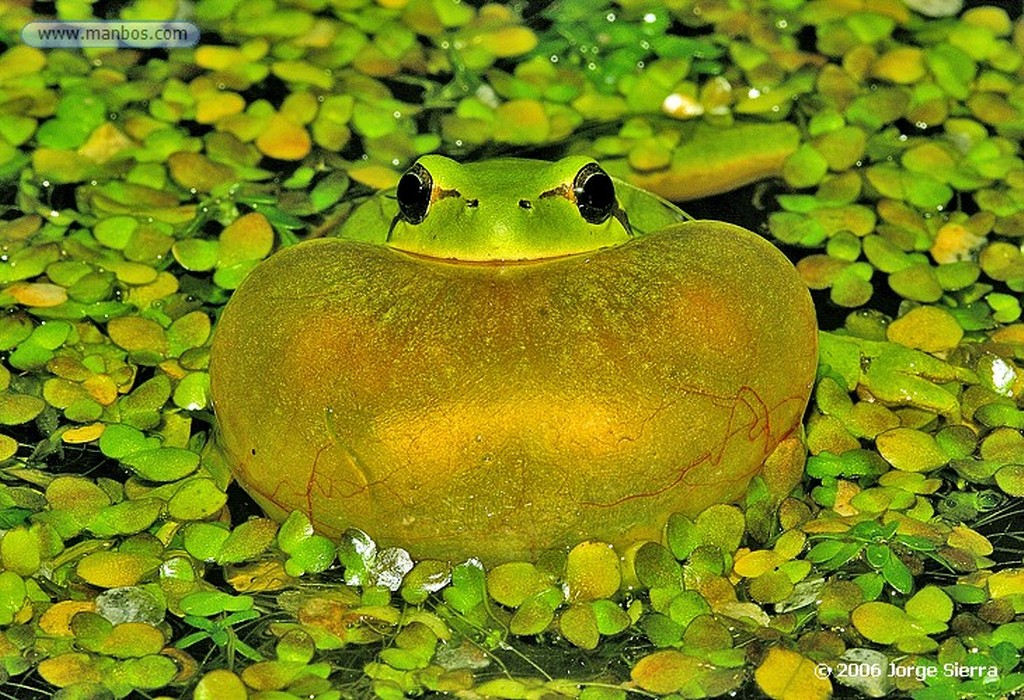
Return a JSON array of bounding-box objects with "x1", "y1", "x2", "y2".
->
[
  {"x1": 397, "y1": 163, "x2": 433, "y2": 225},
  {"x1": 573, "y1": 163, "x2": 616, "y2": 224}
]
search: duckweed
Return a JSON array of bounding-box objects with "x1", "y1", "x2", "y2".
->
[
  {"x1": 565, "y1": 541, "x2": 622, "y2": 603},
  {"x1": 4, "y1": 0, "x2": 1024, "y2": 697},
  {"x1": 755, "y1": 647, "x2": 832, "y2": 700}
]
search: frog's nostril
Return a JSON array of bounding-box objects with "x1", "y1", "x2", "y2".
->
[
  {"x1": 466, "y1": 199, "x2": 479, "y2": 208},
  {"x1": 519, "y1": 199, "x2": 532, "y2": 210}
]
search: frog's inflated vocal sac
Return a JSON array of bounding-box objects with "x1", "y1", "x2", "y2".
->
[{"x1": 210, "y1": 156, "x2": 818, "y2": 563}]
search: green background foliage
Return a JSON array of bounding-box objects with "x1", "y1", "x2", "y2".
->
[{"x1": 3, "y1": 0, "x2": 1024, "y2": 698}]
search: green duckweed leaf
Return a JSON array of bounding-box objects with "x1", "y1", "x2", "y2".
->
[
  {"x1": 748, "y1": 569, "x2": 795, "y2": 604},
  {"x1": 212, "y1": 260, "x2": 260, "y2": 290},
  {"x1": 168, "y1": 478, "x2": 227, "y2": 520},
  {"x1": 46, "y1": 475, "x2": 109, "y2": 521},
  {"x1": 173, "y1": 239, "x2": 220, "y2": 272},
  {"x1": 310, "y1": 172, "x2": 350, "y2": 213},
  {"x1": 995, "y1": 465, "x2": 1024, "y2": 496},
  {"x1": 695, "y1": 505, "x2": 745, "y2": 554},
  {"x1": 876, "y1": 428, "x2": 949, "y2": 472},
  {"x1": 634, "y1": 542, "x2": 681, "y2": 589},
  {"x1": 0, "y1": 571, "x2": 26, "y2": 625},
  {"x1": 881, "y1": 554, "x2": 915, "y2": 594},
  {"x1": 905, "y1": 586, "x2": 953, "y2": 624},
  {"x1": 565, "y1": 541, "x2": 621, "y2": 602},
  {"x1": 831, "y1": 265, "x2": 874, "y2": 307},
  {"x1": 925, "y1": 43, "x2": 976, "y2": 100},
  {"x1": 277, "y1": 510, "x2": 314, "y2": 554},
  {"x1": 682, "y1": 613, "x2": 733, "y2": 650},
  {"x1": 216, "y1": 518, "x2": 279, "y2": 565},
  {"x1": 218, "y1": 213, "x2": 275, "y2": 268},
  {"x1": 887, "y1": 306, "x2": 963, "y2": 352},
  {"x1": 76, "y1": 551, "x2": 161, "y2": 588},
  {"x1": 487, "y1": 561, "x2": 551, "y2": 608},
  {"x1": 167, "y1": 312, "x2": 212, "y2": 355},
  {"x1": 119, "y1": 654, "x2": 179, "y2": 690},
  {"x1": 183, "y1": 522, "x2": 231, "y2": 561},
  {"x1": 944, "y1": 583, "x2": 988, "y2": 605},
  {"x1": 666, "y1": 513, "x2": 699, "y2": 560},
  {"x1": 0, "y1": 115, "x2": 36, "y2": 147},
  {"x1": 851, "y1": 601, "x2": 918, "y2": 646},
  {"x1": 96, "y1": 621, "x2": 166, "y2": 658},
  {"x1": 631, "y1": 649, "x2": 703, "y2": 694},
  {"x1": 400, "y1": 560, "x2": 452, "y2": 605},
  {"x1": 0, "y1": 392, "x2": 46, "y2": 425},
  {"x1": 276, "y1": 628, "x2": 316, "y2": 665},
  {"x1": 0, "y1": 314, "x2": 34, "y2": 351},
  {"x1": 643, "y1": 612, "x2": 683, "y2": 647},
  {"x1": 559, "y1": 603, "x2": 600, "y2": 649},
  {"x1": 0, "y1": 507, "x2": 31, "y2": 529},
  {"x1": 71, "y1": 610, "x2": 113, "y2": 650},
  {"x1": 591, "y1": 599, "x2": 631, "y2": 636},
  {"x1": 180, "y1": 590, "x2": 254, "y2": 617},
  {"x1": 285, "y1": 534, "x2": 337, "y2": 576},
  {"x1": 337, "y1": 528, "x2": 375, "y2": 585},
  {"x1": 121, "y1": 447, "x2": 200, "y2": 482},
  {"x1": 193, "y1": 669, "x2": 251, "y2": 700},
  {"x1": 668, "y1": 590, "x2": 711, "y2": 629},
  {"x1": 119, "y1": 375, "x2": 173, "y2": 428},
  {"x1": 107, "y1": 316, "x2": 168, "y2": 357},
  {"x1": 754, "y1": 647, "x2": 832, "y2": 700},
  {"x1": 442, "y1": 560, "x2": 487, "y2": 615},
  {"x1": 936, "y1": 425, "x2": 978, "y2": 460},
  {"x1": 783, "y1": 143, "x2": 829, "y2": 188},
  {"x1": 94, "y1": 217, "x2": 139, "y2": 250},
  {"x1": 988, "y1": 569, "x2": 1024, "y2": 599},
  {"x1": 509, "y1": 587, "x2": 560, "y2": 636},
  {"x1": 98, "y1": 424, "x2": 156, "y2": 460},
  {"x1": 36, "y1": 651, "x2": 104, "y2": 688},
  {"x1": 87, "y1": 499, "x2": 163, "y2": 537}
]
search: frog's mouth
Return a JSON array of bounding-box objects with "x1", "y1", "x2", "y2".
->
[{"x1": 385, "y1": 241, "x2": 630, "y2": 266}]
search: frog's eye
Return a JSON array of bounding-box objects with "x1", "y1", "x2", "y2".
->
[
  {"x1": 396, "y1": 163, "x2": 433, "y2": 225},
  {"x1": 573, "y1": 163, "x2": 617, "y2": 225}
]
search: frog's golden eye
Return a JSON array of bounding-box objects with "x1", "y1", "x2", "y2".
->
[
  {"x1": 573, "y1": 163, "x2": 617, "y2": 225},
  {"x1": 396, "y1": 163, "x2": 433, "y2": 225}
]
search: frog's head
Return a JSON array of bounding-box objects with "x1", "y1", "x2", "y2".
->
[{"x1": 386, "y1": 155, "x2": 633, "y2": 261}]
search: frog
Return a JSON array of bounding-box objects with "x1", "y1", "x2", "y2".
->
[{"x1": 209, "y1": 155, "x2": 818, "y2": 563}]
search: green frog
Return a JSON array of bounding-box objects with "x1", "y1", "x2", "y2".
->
[{"x1": 209, "y1": 156, "x2": 818, "y2": 563}]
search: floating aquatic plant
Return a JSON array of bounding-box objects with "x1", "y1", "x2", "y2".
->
[{"x1": 4, "y1": 0, "x2": 1024, "y2": 698}]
